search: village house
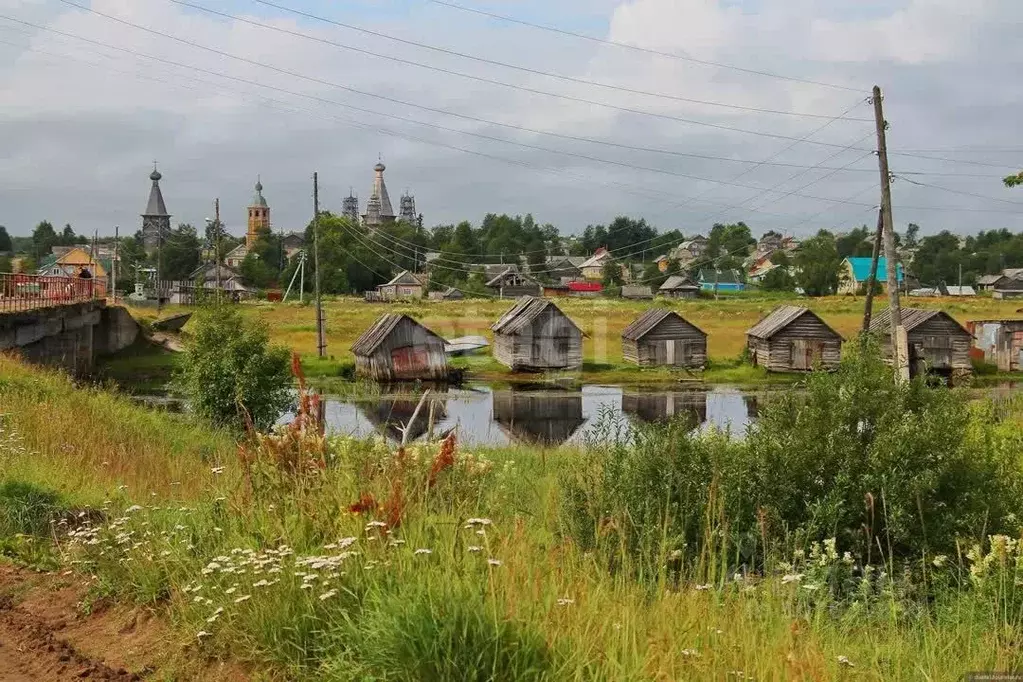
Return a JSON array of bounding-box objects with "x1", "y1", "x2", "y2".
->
[
  {"x1": 621, "y1": 309, "x2": 707, "y2": 368},
  {"x1": 579, "y1": 247, "x2": 613, "y2": 281},
  {"x1": 671, "y1": 236, "x2": 709, "y2": 262},
  {"x1": 428, "y1": 286, "x2": 464, "y2": 301},
  {"x1": 543, "y1": 256, "x2": 585, "y2": 282},
  {"x1": 38, "y1": 246, "x2": 109, "y2": 296},
  {"x1": 969, "y1": 319, "x2": 1023, "y2": 372},
  {"x1": 698, "y1": 268, "x2": 745, "y2": 292},
  {"x1": 351, "y1": 313, "x2": 449, "y2": 382},
  {"x1": 838, "y1": 257, "x2": 904, "y2": 295},
  {"x1": 376, "y1": 271, "x2": 426, "y2": 300},
  {"x1": 491, "y1": 296, "x2": 584, "y2": 371},
  {"x1": 869, "y1": 308, "x2": 972, "y2": 379},
  {"x1": 746, "y1": 306, "x2": 843, "y2": 372},
  {"x1": 658, "y1": 275, "x2": 700, "y2": 299},
  {"x1": 567, "y1": 281, "x2": 602, "y2": 297},
  {"x1": 486, "y1": 267, "x2": 541, "y2": 298}
]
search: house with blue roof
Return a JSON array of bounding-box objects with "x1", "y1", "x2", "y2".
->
[{"x1": 839, "y1": 257, "x2": 904, "y2": 295}]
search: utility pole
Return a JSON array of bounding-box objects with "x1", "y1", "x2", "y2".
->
[
  {"x1": 861, "y1": 207, "x2": 884, "y2": 337},
  {"x1": 958, "y1": 262, "x2": 963, "y2": 293},
  {"x1": 156, "y1": 226, "x2": 163, "y2": 313},
  {"x1": 872, "y1": 85, "x2": 907, "y2": 380},
  {"x1": 112, "y1": 225, "x2": 118, "y2": 304},
  {"x1": 313, "y1": 172, "x2": 325, "y2": 358},
  {"x1": 215, "y1": 198, "x2": 222, "y2": 304}
]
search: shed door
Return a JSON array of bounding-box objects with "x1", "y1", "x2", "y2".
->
[
  {"x1": 791, "y1": 340, "x2": 822, "y2": 370},
  {"x1": 919, "y1": 335, "x2": 952, "y2": 369},
  {"x1": 391, "y1": 346, "x2": 430, "y2": 375}
]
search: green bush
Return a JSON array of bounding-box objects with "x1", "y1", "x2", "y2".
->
[
  {"x1": 178, "y1": 305, "x2": 292, "y2": 430},
  {"x1": 561, "y1": 342, "x2": 1023, "y2": 578},
  {"x1": 0, "y1": 480, "x2": 65, "y2": 537}
]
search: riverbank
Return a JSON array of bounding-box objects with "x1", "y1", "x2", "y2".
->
[{"x1": 2, "y1": 355, "x2": 1022, "y2": 679}]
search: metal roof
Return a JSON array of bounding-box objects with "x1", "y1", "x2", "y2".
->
[
  {"x1": 351, "y1": 313, "x2": 444, "y2": 356},
  {"x1": 622, "y1": 308, "x2": 706, "y2": 341},
  {"x1": 143, "y1": 171, "x2": 170, "y2": 217},
  {"x1": 868, "y1": 307, "x2": 969, "y2": 335},
  {"x1": 747, "y1": 305, "x2": 841, "y2": 340},
  {"x1": 383, "y1": 270, "x2": 422, "y2": 286},
  {"x1": 491, "y1": 296, "x2": 583, "y2": 336}
]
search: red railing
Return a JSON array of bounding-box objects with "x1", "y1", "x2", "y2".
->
[{"x1": 0, "y1": 273, "x2": 103, "y2": 313}]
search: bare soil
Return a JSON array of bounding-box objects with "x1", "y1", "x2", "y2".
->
[{"x1": 0, "y1": 564, "x2": 246, "y2": 681}]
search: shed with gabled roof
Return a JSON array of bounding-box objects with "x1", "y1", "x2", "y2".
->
[
  {"x1": 376, "y1": 270, "x2": 425, "y2": 301},
  {"x1": 351, "y1": 313, "x2": 448, "y2": 381},
  {"x1": 746, "y1": 305, "x2": 842, "y2": 372},
  {"x1": 869, "y1": 307, "x2": 971, "y2": 377},
  {"x1": 491, "y1": 296, "x2": 584, "y2": 371},
  {"x1": 622, "y1": 309, "x2": 707, "y2": 368}
]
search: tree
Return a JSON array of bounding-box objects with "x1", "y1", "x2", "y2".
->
[
  {"x1": 761, "y1": 266, "x2": 795, "y2": 292},
  {"x1": 1005, "y1": 172, "x2": 1022, "y2": 188},
  {"x1": 707, "y1": 222, "x2": 755, "y2": 270},
  {"x1": 178, "y1": 305, "x2": 292, "y2": 430},
  {"x1": 30, "y1": 221, "x2": 57, "y2": 259},
  {"x1": 905, "y1": 223, "x2": 920, "y2": 248},
  {"x1": 835, "y1": 226, "x2": 874, "y2": 259},
  {"x1": 240, "y1": 252, "x2": 277, "y2": 289},
  {"x1": 601, "y1": 259, "x2": 624, "y2": 288},
  {"x1": 0, "y1": 226, "x2": 12, "y2": 253},
  {"x1": 795, "y1": 231, "x2": 842, "y2": 296},
  {"x1": 160, "y1": 223, "x2": 201, "y2": 281}
]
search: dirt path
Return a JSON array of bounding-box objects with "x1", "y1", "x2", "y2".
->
[{"x1": 0, "y1": 564, "x2": 245, "y2": 681}]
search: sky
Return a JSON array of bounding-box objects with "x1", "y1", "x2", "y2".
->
[{"x1": 0, "y1": 0, "x2": 1020, "y2": 241}]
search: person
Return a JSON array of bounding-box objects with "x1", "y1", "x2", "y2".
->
[{"x1": 77, "y1": 266, "x2": 93, "y2": 298}]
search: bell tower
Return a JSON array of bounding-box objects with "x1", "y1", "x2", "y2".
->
[{"x1": 246, "y1": 177, "x2": 270, "y2": 248}]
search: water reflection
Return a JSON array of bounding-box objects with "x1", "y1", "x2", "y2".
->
[{"x1": 314, "y1": 385, "x2": 756, "y2": 446}]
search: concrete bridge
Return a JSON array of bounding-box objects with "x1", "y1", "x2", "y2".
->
[{"x1": 0, "y1": 274, "x2": 139, "y2": 373}]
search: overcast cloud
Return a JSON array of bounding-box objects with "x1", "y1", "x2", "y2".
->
[{"x1": 0, "y1": 0, "x2": 1020, "y2": 240}]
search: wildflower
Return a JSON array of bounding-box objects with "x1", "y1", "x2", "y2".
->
[
  {"x1": 413, "y1": 548, "x2": 432, "y2": 556},
  {"x1": 680, "y1": 649, "x2": 700, "y2": 658},
  {"x1": 802, "y1": 583, "x2": 821, "y2": 591},
  {"x1": 465, "y1": 518, "x2": 492, "y2": 528},
  {"x1": 206, "y1": 607, "x2": 223, "y2": 623},
  {"x1": 487, "y1": 558, "x2": 502, "y2": 567},
  {"x1": 319, "y1": 589, "x2": 338, "y2": 601},
  {"x1": 732, "y1": 572, "x2": 743, "y2": 582},
  {"x1": 837, "y1": 655, "x2": 854, "y2": 668},
  {"x1": 781, "y1": 573, "x2": 804, "y2": 584},
  {"x1": 252, "y1": 579, "x2": 271, "y2": 588},
  {"x1": 668, "y1": 549, "x2": 683, "y2": 560},
  {"x1": 211, "y1": 466, "x2": 225, "y2": 475},
  {"x1": 556, "y1": 598, "x2": 574, "y2": 606},
  {"x1": 300, "y1": 584, "x2": 313, "y2": 590},
  {"x1": 467, "y1": 546, "x2": 482, "y2": 553},
  {"x1": 233, "y1": 595, "x2": 251, "y2": 604},
  {"x1": 365, "y1": 521, "x2": 388, "y2": 530},
  {"x1": 476, "y1": 530, "x2": 486, "y2": 536},
  {"x1": 196, "y1": 630, "x2": 212, "y2": 640},
  {"x1": 224, "y1": 587, "x2": 237, "y2": 595},
  {"x1": 694, "y1": 584, "x2": 712, "y2": 591},
  {"x1": 932, "y1": 554, "x2": 948, "y2": 568}
]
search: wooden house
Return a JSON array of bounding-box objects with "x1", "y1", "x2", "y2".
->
[
  {"x1": 659, "y1": 275, "x2": 699, "y2": 299},
  {"x1": 621, "y1": 285, "x2": 654, "y2": 300},
  {"x1": 968, "y1": 319, "x2": 1023, "y2": 372},
  {"x1": 491, "y1": 296, "x2": 584, "y2": 371},
  {"x1": 428, "y1": 286, "x2": 464, "y2": 301},
  {"x1": 486, "y1": 267, "x2": 541, "y2": 298},
  {"x1": 869, "y1": 308, "x2": 971, "y2": 377},
  {"x1": 746, "y1": 305, "x2": 843, "y2": 372},
  {"x1": 376, "y1": 271, "x2": 425, "y2": 300},
  {"x1": 351, "y1": 313, "x2": 448, "y2": 381},
  {"x1": 621, "y1": 309, "x2": 707, "y2": 368}
]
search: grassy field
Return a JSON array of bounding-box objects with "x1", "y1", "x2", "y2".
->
[
  {"x1": 2, "y1": 354, "x2": 1022, "y2": 680},
  {"x1": 126, "y1": 293, "x2": 1023, "y2": 387}
]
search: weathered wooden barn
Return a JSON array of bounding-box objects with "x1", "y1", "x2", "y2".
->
[
  {"x1": 351, "y1": 313, "x2": 449, "y2": 381},
  {"x1": 658, "y1": 275, "x2": 699, "y2": 299},
  {"x1": 621, "y1": 309, "x2": 707, "y2": 368},
  {"x1": 869, "y1": 308, "x2": 971, "y2": 377},
  {"x1": 486, "y1": 267, "x2": 541, "y2": 298},
  {"x1": 376, "y1": 271, "x2": 425, "y2": 301},
  {"x1": 491, "y1": 296, "x2": 584, "y2": 371},
  {"x1": 428, "y1": 286, "x2": 464, "y2": 301},
  {"x1": 969, "y1": 319, "x2": 1023, "y2": 372},
  {"x1": 746, "y1": 306, "x2": 843, "y2": 372}
]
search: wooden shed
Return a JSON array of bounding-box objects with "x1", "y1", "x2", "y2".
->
[
  {"x1": 486, "y1": 267, "x2": 541, "y2": 298},
  {"x1": 746, "y1": 305, "x2": 843, "y2": 372},
  {"x1": 491, "y1": 296, "x2": 584, "y2": 371},
  {"x1": 351, "y1": 313, "x2": 448, "y2": 382},
  {"x1": 621, "y1": 309, "x2": 707, "y2": 368},
  {"x1": 869, "y1": 307, "x2": 971, "y2": 377},
  {"x1": 658, "y1": 275, "x2": 699, "y2": 299}
]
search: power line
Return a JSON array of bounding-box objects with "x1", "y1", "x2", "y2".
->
[
  {"x1": 893, "y1": 174, "x2": 1023, "y2": 207},
  {"x1": 171, "y1": 0, "x2": 870, "y2": 123},
  {"x1": 53, "y1": 0, "x2": 873, "y2": 153},
  {"x1": 425, "y1": 0, "x2": 864, "y2": 93}
]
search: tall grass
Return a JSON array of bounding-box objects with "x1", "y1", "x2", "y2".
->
[{"x1": 1, "y1": 353, "x2": 1022, "y2": 679}]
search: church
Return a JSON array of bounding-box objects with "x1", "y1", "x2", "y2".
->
[{"x1": 344, "y1": 161, "x2": 420, "y2": 228}]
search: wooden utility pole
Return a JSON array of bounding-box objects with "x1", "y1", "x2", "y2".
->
[
  {"x1": 215, "y1": 198, "x2": 222, "y2": 304},
  {"x1": 313, "y1": 172, "x2": 325, "y2": 358},
  {"x1": 112, "y1": 225, "x2": 118, "y2": 303},
  {"x1": 861, "y1": 207, "x2": 884, "y2": 337},
  {"x1": 872, "y1": 85, "x2": 907, "y2": 380}
]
